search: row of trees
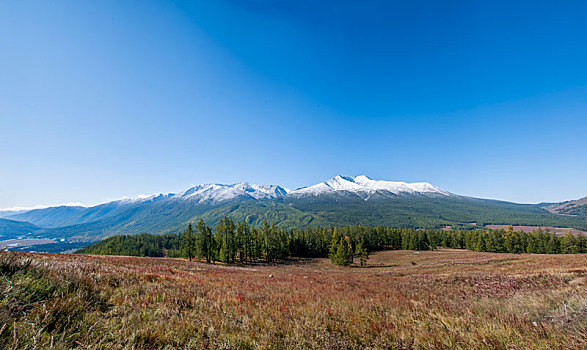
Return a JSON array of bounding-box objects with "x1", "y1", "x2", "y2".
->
[
  {"x1": 176, "y1": 220, "x2": 438, "y2": 265},
  {"x1": 178, "y1": 220, "x2": 587, "y2": 265},
  {"x1": 79, "y1": 219, "x2": 587, "y2": 265},
  {"x1": 179, "y1": 218, "x2": 289, "y2": 263},
  {"x1": 454, "y1": 226, "x2": 586, "y2": 254},
  {"x1": 76, "y1": 233, "x2": 181, "y2": 257}
]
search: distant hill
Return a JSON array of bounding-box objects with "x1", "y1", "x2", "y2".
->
[
  {"x1": 0, "y1": 219, "x2": 40, "y2": 240},
  {"x1": 2, "y1": 175, "x2": 587, "y2": 241},
  {"x1": 6, "y1": 205, "x2": 87, "y2": 228},
  {"x1": 544, "y1": 197, "x2": 587, "y2": 217}
]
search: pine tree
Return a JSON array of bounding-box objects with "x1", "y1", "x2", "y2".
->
[
  {"x1": 216, "y1": 217, "x2": 236, "y2": 263},
  {"x1": 355, "y1": 240, "x2": 368, "y2": 267},
  {"x1": 329, "y1": 228, "x2": 338, "y2": 261},
  {"x1": 561, "y1": 232, "x2": 579, "y2": 254},
  {"x1": 332, "y1": 237, "x2": 352, "y2": 266},
  {"x1": 252, "y1": 227, "x2": 262, "y2": 262},
  {"x1": 526, "y1": 234, "x2": 538, "y2": 254},
  {"x1": 261, "y1": 220, "x2": 273, "y2": 262},
  {"x1": 236, "y1": 220, "x2": 249, "y2": 263},
  {"x1": 226, "y1": 217, "x2": 236, "y2": 263},
  {"x1": 545, "y1": 234, "x2": 559, "y2": 254},
  {"x1": 181, "y1": 223, "x2": 196, "y2": 261},
  {"x1": 578, "y1": 234, "x2": 587, "y2": 253},
  {"x1": 196, "y1": 219, "x2": 213, "y2": 263},
  {"x1": 475, "y1": 233, "x2": 485, "y2": 252}
]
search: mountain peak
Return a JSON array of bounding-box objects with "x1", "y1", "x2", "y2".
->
[
  {"x1": 176, "y1": 182, "x2": 289, "y2": 203},
  {"x1": 289, "y1": 175, "x2": 450, "y2": 199}
]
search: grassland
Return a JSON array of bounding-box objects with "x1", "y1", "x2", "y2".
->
[{"x1": 0, "y1": 249, "x2": 585, "y2": 349}]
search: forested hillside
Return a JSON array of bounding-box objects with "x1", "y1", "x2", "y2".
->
[{"x1": 42, "y1": 194, "x2": 587, "y2": 241}]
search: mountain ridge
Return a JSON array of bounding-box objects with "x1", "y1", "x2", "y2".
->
[
  {"x1": 288, "y1": 175, "x2": 451, "y2": 199},
  {"x1": 1, "y1": 175, "x2": 586, "y2": 241}
]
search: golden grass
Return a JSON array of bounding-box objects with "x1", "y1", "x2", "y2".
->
[{"x1": 0, "y1": 249, "x2": 585, "y2": 349}]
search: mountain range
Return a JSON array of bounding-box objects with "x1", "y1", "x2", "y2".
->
[{"x1": 1, "y1": 175, "x2": 587, "y2": 241}]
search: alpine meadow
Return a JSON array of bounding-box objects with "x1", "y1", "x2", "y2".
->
[{"x1": 1, "y1": 1, "x2": 587, "y2": 349}]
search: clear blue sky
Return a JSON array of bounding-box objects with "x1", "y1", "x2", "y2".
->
[{"x1": 1, "y1": 0, "x2": 587, "y2": 208}]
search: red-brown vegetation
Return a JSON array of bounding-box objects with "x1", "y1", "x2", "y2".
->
[{"x1": 0, "y1": 249, "x2": 585, "y2": 349}]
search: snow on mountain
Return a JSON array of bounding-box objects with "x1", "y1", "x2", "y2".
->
[
  {"x1": 117, "y1": 193, "x2": 175, "y2": 204},
  {"x1": 175, "y1": 183, "x2": 290, "y2": 203},
  {"x1": 1, "y1": 177, "x2": 449, "y2": 220},
  {"x1": 288, "y1": 175, "x2": 451, "y2": 199},
  {"x1": 112, "y1": 176, "x2": 447, "y2": 204}
]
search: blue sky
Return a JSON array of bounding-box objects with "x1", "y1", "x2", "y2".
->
[{"x1": 1, "y1": 0, "x2": 587, "y2": 207}]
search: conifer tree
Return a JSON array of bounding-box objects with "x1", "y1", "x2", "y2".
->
[
  {"x1": 196, "y1": 219, "x2": 213, "y2": 263},
  {"x1": 332, "y1": 236, "x2": 352, "y2": 266},
  {"x1": 561, "y1": 232, "x2": 579, "y2": 254},
  {"x1": 545, "y1": 233, "x2": 559, "y2": 254},
  {"x1": 578, "y1": 234, "x2": 587, "y2": 253},
  {"x1": 355, "y1": 239, "x2": 368, "y2": 267},
  {"x1": 329, "y1": 228, "x2": 338, "y2": 261},
  {"x1": 216, "y1": 216, "x2": 236, "y2": 263},
  {"x1": 181, "y1": 223, "x2": 196, "y2": 261}
]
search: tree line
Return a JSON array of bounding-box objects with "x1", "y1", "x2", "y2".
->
[{"x1": 77, "y1": 218, "x2": 587, "y2": 266}]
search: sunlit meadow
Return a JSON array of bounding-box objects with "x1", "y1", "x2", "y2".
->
[{"x1": 0, "y1": 249, "x2": 585, "y2": 349}]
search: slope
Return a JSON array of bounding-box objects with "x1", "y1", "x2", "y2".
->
[
  {"x1": 0, "y1": 219, "x2": 41, "y2": 239},
  {"x1": 6, "y1": 205, "x2": 87, "y2": 228}
]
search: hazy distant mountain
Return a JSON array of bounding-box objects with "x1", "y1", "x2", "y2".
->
[
  {"x1": 0, "y1": 209, "x2": 29, "y2": 219},
  {"x1": 0, "y1": 219, "x2": 40, "y2": 240},
  {"x1": 6, "y1": 205, "x2": 87, "y2": 228},
  {"x1": 2, "y1": 175, "x2": 586, "y2": 241}
]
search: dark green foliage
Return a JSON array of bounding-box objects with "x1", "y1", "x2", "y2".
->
[
  {"x1": 196, "y1": 219, "x2": 214, "y2": 263},
  {"x1": 21, "y1": 194, "x2": 587, "y2": 241},
  {"x1": 76, "y1": 233, "x2": 181, "y2": 257},
  {"x1": 355, "y1": 240, "x2": 369, "y2": 267},
  {"x1": 281, "y1": 196, "x2": 587, "y2": 231},
  {"x1": 216, "y1": 216, "x2": 237, "y2": 263},
  {"x1": 78, "y1": 220, "x2": 587, "y2": 262},
  {"x1": 181, "y1": 223, "x2": 196, "y2": 261},
  {"x1": 331, "y1": 237, "x2": 353, "y2": 266},
  {"x1": 561, "y1": 232, "x2": 581, "y2": 254}
]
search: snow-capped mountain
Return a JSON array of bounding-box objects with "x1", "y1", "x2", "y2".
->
[
  {"x1": 175, "y1": 183, "x2": 290, "y2": 203},
  {"x1": 1, "y1": 176, "x2": 445, "y2": 217},
  {"x1": 5, "y1": 175, "x2": 583, "y2": 243},
  {"x1": 98, "y1": 183, "x2": 289, "y2": 206},
  {"x1": 288, "y1": 175, "x2": 451, "y2": 199}
]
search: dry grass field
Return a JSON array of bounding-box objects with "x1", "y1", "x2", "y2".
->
[{"x1": 1, "y1": 249, "x2": 585, "y2": 349}]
